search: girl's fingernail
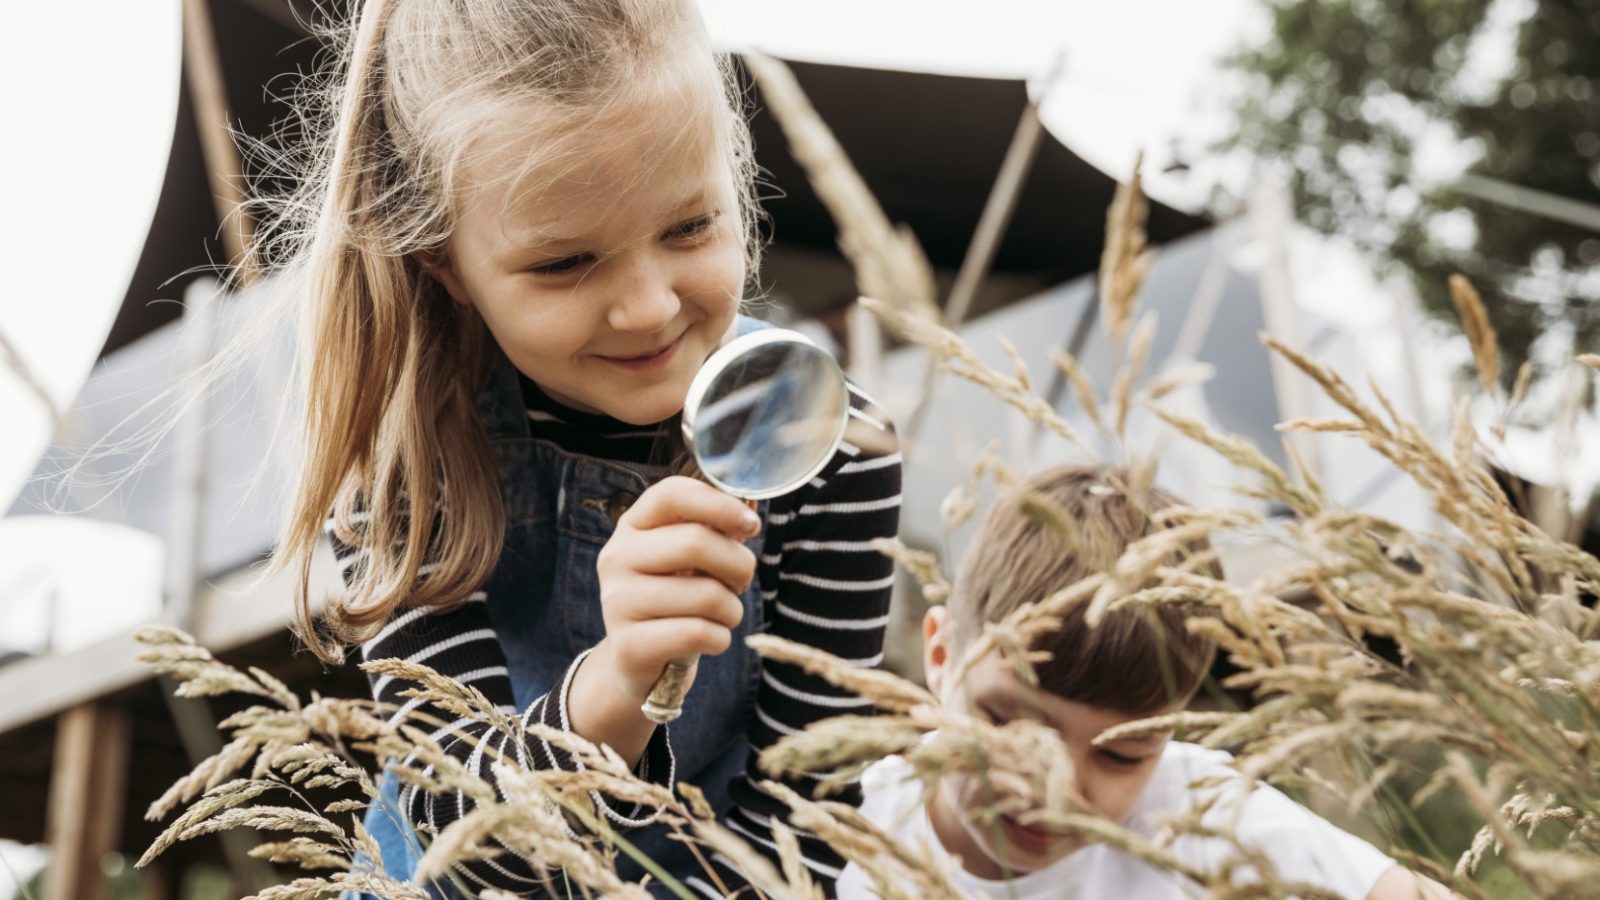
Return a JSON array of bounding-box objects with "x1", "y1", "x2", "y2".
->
[{"x1": 742, "y1": 509, "x2": 761, "y2": 533}]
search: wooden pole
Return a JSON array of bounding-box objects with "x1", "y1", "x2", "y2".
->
[
  {"x1": 43, "y1": 703, "x2": 131, "y2": 900},
  {"x1": 182, "y1": 0, "x2": 258, "y2": 286},
  {"x1": 141, "y1": 862, "x2": 177, "y2": 900},
  {"x1": 899, "y1": 54, "x2": 1064, "y2": 451}
]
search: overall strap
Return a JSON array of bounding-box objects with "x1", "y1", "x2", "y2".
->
[
  {"x1": 474, "y1": 347, "x2": 532, "y2": 442},
  {"x1": 732, "y1": 312, "x2": 773, "y2": 339}
]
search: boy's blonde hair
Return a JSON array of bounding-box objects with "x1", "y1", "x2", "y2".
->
[
  {"x1": 951, "y1": 466, "x2": 1220, "y2": 714},
  {"x1": 260, "y1": 0, "x2": 761, "y2": 660}
]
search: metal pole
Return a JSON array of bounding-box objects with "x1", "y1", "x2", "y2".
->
[
  {"x1": 1249, "y1": 183, "x2": 1323, "y2": 483},
  {"x1": 164, "y1": 279, "x2": 217, "y2": 632},
  {"x1": 159, "y1": 280, "x2": 279, "y2": 892},
  {"x1": 1452, "y1": 173, "x2": 1600, "y2": 235}
]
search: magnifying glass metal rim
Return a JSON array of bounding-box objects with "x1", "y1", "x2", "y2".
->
[{"x1": 679, "y1": 327, "x2": 850, "y2": 501}]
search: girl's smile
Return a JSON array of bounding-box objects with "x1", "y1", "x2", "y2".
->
[{"x1": 595, "y1": 330, "x2": 686, "y2": 372}]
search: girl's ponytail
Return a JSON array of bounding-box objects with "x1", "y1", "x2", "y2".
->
[{"x1": 276, "y1": 0, "x2": 502, "y2": 663}]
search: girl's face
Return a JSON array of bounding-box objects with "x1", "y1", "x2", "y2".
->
[{"x1": 430, "y1": 78, "x2": 744, "y2": 426}]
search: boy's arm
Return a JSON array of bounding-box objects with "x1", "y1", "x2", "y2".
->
[{"x1": 1364, "y1": 866, "x2": 1460, "y2": 900}]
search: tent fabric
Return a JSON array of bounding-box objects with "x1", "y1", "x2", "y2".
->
[{"x1": 106, "y1": 2, "x2": 1205, "y2": 356}]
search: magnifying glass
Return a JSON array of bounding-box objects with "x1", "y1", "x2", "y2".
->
[{"x1": 641, "y1": 328, "x2": 851, "y2": 724}]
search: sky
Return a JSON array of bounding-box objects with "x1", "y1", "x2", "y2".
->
[
  {"x1": 0, "y1": 2, "x2": 181, "y2": 508},
  {"x1": 697, "y1": 0, "x2": 1264, "y2": 201}
]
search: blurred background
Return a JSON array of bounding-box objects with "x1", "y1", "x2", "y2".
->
[{"x1": 1, "y1": 0, "x2": 1595, "y2": 897}]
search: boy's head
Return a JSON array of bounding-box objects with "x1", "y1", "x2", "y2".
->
[{"x1": 922, "y1": 465, "x2": 1220, "y2": 879}]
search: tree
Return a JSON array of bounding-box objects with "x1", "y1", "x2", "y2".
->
[{"x1": 1213, "y1": 0, "x2": 1600, "y2": 384}]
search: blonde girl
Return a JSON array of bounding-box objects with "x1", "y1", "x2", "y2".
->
[{"x1": 263, "y1": 0, "x2": 902, "y2": 896}]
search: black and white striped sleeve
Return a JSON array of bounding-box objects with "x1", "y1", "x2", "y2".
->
[
  {"x1": 326, "y1": 522, "x2": 675, "y2": 894},
  {"x1": 716, "y1": 383, "x2": 902, "y2": 895}
]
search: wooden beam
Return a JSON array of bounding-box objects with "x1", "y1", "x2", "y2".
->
[
  {"x1": 182, "y1": 0, "x2": 258, "y2": 285},
  {"x1": 141, "y1": 863, "x2": 177, "y2": 900},
  {"x1": 0, "y1": 542, "x2": 337, "y2": 737},
  {"x1": 44, "y1": 703, "x2": 131, "y2": 900}
]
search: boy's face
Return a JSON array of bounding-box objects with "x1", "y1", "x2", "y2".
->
[{"x1": 921, "y1": 607, "x2": 1172, "y2": 881}]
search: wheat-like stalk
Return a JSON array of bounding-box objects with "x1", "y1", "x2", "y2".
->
[
  {"x1": 1100, "y1": 153, "x2": 1154, "y2": 343},
  {"x1": 743, "y1": 54, "x2": 939, "y2": 324},
  {"x1": 1449, "y1": 274, "x2": 1501, "y2": 396}
]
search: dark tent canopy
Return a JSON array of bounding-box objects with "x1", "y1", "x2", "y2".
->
[{"x1": 107, "y1": 0, "x2": 1205, "y2": 355}]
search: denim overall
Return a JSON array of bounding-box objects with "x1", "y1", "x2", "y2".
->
[{"x1": 354, "y1": 317, "x2": 772, "y2": 899}]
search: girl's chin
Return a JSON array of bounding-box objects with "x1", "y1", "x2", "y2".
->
[{"x1": 598, "y1": 394, "x2": 686, "y2": 426}]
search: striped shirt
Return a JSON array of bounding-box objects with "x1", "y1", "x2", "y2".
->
[{"x1": 330, "y1": 375, "x2": 901, "y2": 896}]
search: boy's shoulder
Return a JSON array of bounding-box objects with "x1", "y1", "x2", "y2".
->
[
  {"x1": 858, "y1": 753, "x2": 924, "y2": 825},
  {"x1": 1142, "y1": 742, "x2": 1394, "y2": 898},
  {"x1": 852, "y1": 742, "x2": 1395, "y2": 899},
  {"x1": 1126, "y1": 740, "x2": 1242, "y2": 822}
]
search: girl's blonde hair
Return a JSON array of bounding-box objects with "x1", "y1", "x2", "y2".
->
[{"x1": 263, "y1": 0, "x2": 762, "y2": 661}]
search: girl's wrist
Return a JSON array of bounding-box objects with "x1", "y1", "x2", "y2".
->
[{"x1": 568, "y1": 638, "x2": 658, "y2": 766}]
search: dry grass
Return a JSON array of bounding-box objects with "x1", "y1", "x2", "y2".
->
[
  {"x1": 1448, "y1": 274, "x2": 1500, "y2": 396},
  {"x1": 1099, "y1": 152, "x2": 1154, "y2": 344},
  {"x1": 135, "y1": 56, "x2": 1600, "y2": 899}
]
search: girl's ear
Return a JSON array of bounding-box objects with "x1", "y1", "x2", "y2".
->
[
  {"x1": 416, "y1": 248, "x2": 473, "y2": 307},
  {"x1": 923, "y1": 606, "x2": 952, "y2": 699}
]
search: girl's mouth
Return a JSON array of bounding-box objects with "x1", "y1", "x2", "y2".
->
[{"x1": 598, "y1": 333, "x2": 684, "y2": 372}]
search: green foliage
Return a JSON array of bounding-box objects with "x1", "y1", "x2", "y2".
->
[{"x1": 1216, "y1": 0, "x2": 1600, "y2": 381}]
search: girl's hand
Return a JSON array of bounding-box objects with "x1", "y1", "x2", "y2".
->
[{"x1": 592, "y1": 475, "x2": 760, "y2": 707}]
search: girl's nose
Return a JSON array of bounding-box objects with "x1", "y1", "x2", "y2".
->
[{"x1": 607, "y1": 259, "x2": 681, "y2": 333}]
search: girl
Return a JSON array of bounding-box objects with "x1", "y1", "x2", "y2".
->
[{"x1": 266, "y1": 0, "x2": 901, "y2": 896}]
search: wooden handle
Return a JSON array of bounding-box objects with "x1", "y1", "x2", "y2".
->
[{"x1": 642, "y1": 655, "x2": 696, "y2": 724}]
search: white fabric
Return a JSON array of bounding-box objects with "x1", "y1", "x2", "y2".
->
[{"x1": 836, "y1": 741, "x2": 1394, "y2": 900}]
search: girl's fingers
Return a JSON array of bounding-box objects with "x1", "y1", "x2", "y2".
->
[
  {"x1": 612, "y1": 616, "x2": 735, "y2": 665},
  {"x1": 614, "y1": 522, "x2": 757, "y2": 591},
  {"x1": 623, "y1": 475, "x2": 761, "y2": 538},
  {"x1": 610, "y1": 574, "x2": 745, "y2": 630}
]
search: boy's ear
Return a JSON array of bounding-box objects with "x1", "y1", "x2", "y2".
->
[
  {"x1": 922, "y1": 606, "x2": 951, "y2": 699},
  {"x1": 415, "y1": 248, "x2": 472, "y2": 307}
]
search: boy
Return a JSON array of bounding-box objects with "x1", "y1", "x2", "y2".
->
[{"x1": 836, "y1": 466, "x2": 1452, "y2": 899}]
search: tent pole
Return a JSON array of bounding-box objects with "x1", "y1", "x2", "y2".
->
[
  {"x1": 900, "y1": 55, "x2": 1064, "y2": 452},
  {"x1": 1250, "y1": 182, "x2": 1323, "y2": 483},
  {"x1": 183, "y1": 0, "x2": 258, "y2": 286}
]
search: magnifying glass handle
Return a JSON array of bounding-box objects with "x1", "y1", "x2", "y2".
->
[
  {"x1": 642, "y1": 655, "x2": 696, "y2": 723},
  {"x1": 639, "y1": 501, "x2": 759, "y2": 725}
]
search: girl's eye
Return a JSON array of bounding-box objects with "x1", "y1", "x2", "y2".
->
[
  {"x1": 664, "y1": 213, "x2": 718, "y2": 242},
  {"x1": 530, "y1": 253, "x2": 592, "y2": 276}
]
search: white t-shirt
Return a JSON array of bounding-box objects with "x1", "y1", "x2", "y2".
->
[{"x1": 835, "y1": 741, "x2": 1394, "y2": 900}]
